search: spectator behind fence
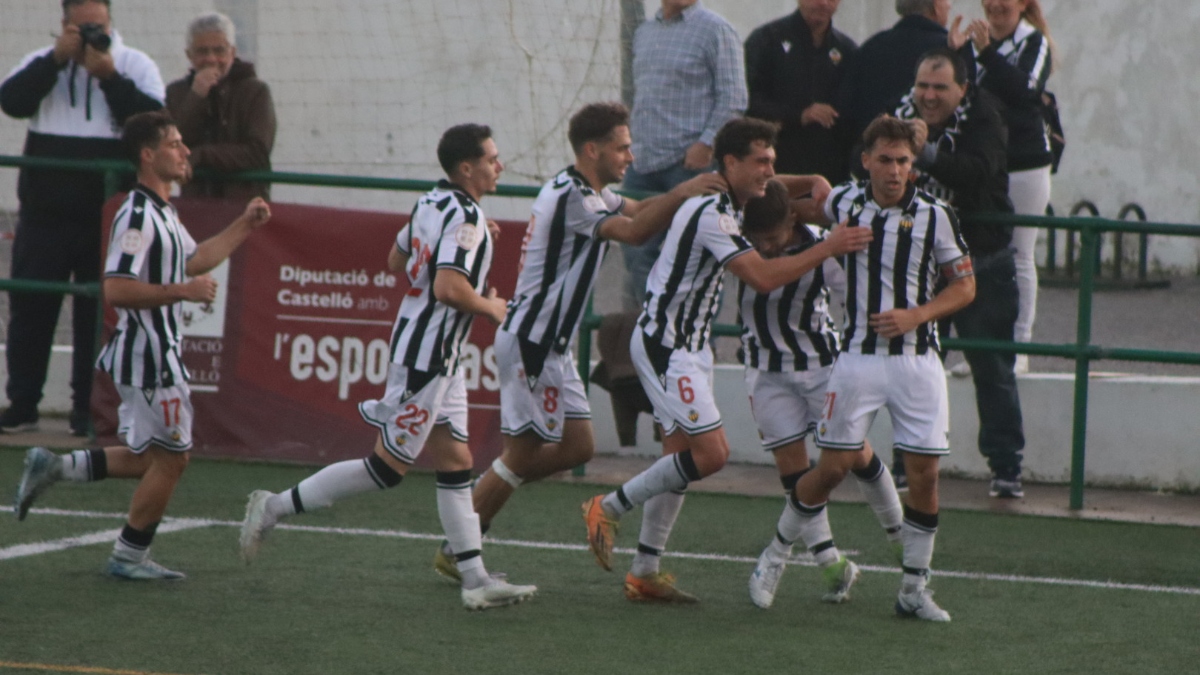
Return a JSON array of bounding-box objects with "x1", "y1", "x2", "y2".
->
[
  {"x1": 893, "y1": 48, "x2": 1026, "y2": 500},
  {"x1": 0, "y1": 0, "x2": 164, "y2": 436},
  {"x1": 166, "y1": 12, "x2": 276, "y2": 200},
  {"x1": 745, "y1": 0, "x2": 857, "y2": 183},
  {"x1": 841, "y1": 0, "x2": 950, "y2": 143},
  {"x1": 951, "y1": 0, "x2": 1055, "y2": 374},
  {"x1": 621, "y1": 0, "x2": 747, "y2": 310}
]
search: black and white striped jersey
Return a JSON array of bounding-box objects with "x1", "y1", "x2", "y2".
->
[
  {"x1": 501, "y1": 166, "x2": 624, "y2": 354},
  {"x1": 738, "y1": 225, "x2": 844, "y2": 372},
  {"x1": 97, "y1": 185, "x2": 198, "y2": 388},
  {"x1": 977, "y1": 20, "x2": 1051, "y2": 97},
  {"x1": 823, "y1": 180, "x2": 970, "y2": 356},
  {"x1": 391, "y1": 180, "x2": 493, "y2": 374},
  {"x1": 638, "y1": 191, "x2": 753, "y2": 352}
]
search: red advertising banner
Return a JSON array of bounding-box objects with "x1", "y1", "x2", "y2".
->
[{"x1": 94, "y1": 196, "x2": 522, "y2": 470}]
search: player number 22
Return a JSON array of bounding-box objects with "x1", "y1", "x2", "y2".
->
[
  {"x1": 160, "y1": 397, "x2": 182, "y2": 426},
  {"x1": 395, "y1": 404, "x2": 430, "y2": 435}
]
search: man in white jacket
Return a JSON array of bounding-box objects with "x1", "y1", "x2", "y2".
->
[{"x1": 0, "y1": 0, "x2": 164, "y2": 437}]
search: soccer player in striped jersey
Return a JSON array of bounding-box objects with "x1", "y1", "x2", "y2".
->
[
  {"x1": 238, "y1": 124, "x2": 536, "y2": 610},
  {"x1": 432, "y1": 103, "x2": 727, "y2": 581},
  {"x1": 737, "y1": 180, "x2": 904, "y2": 609},
  {"x1": 582, "y1": 117, "x2": 873, "y2": 602},
  {"x1": 787, "y1": 115, "x2": 976, "y2": 621},
  {"x1": 13, "y1": 110, "x2": 271, "y2": 580}
]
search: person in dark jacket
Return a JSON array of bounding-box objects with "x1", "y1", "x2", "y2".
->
[
  {"x1": 166, "y1": 11, "x2": 276, "y2": 200},
  {"x1": 841, "y1": 0, "x2": 951, "y2": 142},
  {"x1": 895, "y1": 48, "x2": 1026, "y2": 500},
  {"x1": 0, "y1": 0, "x2": 164, "y2": 435},
  {"x1": 744, "y1": 0, "x2": 858, "y2": 182}
]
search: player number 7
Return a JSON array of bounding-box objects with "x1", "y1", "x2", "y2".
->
[{"x1": 823, "y1": 392, "x2": 836, "y2": 420}]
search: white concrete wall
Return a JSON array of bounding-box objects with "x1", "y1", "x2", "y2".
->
[
  {"x1": 589, "y1": 364, "x2": 1200, "y2": 492},
  {"x1": 3, "y1": 1, "x2": 1199, "y2": 264}
]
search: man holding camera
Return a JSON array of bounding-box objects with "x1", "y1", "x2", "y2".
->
[{"x1": 0, "y1": 0, "x2": 164, "y2": 435}]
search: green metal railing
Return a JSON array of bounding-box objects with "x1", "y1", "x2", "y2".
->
[{"x1": 2, "y1": 154, "x2": 1197, "y2": 508}]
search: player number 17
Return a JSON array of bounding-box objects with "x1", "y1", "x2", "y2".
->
[{"x1": 160, "y1": 397, "x2": 182, "y2": 426}]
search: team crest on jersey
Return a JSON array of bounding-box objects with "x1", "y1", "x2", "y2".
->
[
  {"x1": 583, "y1": 194, "x2": 606, "y2": 213},
  {"x1": 829, "y1": 47, "x2": 843, "y2": 65},
  {"x1": 394, "y1": 434, "x2": 408, "y2": 446},
  {"x1": 688, "y1": 410, "x2": 699, "y2": 423},
  {"x1": 455, "y1": 224, "x2": 479, "y2": 250},
  {"x1": 717, "y1": 214, "x2": 740, "y2": 236},
  {"x1": 171, "y1": 430, "x2": 181, "y2": 442},
  {"x1": 120, "y1": 230, "x2": 144, "y2": 255},
  {"x1": 546, "y1": 418, "x2": 558, "y2": 431},
  {"x1": 819, "y1": 423, "x2": 827, "y2": 437},
  {"x1": 899, "y1": 217, "x2": 914, "y2": 231}
]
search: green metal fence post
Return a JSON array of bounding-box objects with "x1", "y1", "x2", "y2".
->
[{"x1": 1069, "y1": 225, "x2": 1099, "y2": 510}]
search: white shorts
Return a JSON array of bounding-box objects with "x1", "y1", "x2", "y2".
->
[
  {"x1": 745, "y1": 366, "x2": 832, "y2": 451},
  {"x1": 496, "y1": 331, "x2": 590, "y2": 442},
  {"x1": 815, "y1": 352, "x2": 950, "y2": 456},
  {"x1": 630, "y1": 331, "x2": 721, "y2": 437},
  {"x1": 116, "y1": 382, "x2": 194, "y2": 453},
  {"x1": 359, "y1": 364, "x2": 469, "y2": 464}
]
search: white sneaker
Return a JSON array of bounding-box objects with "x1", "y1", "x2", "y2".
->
[
  {"x1": 748, "y1": 548, "x2": 787, "y2": 609},
  {"x1": 1014, "y1": 354, "x2": 1029, "y2": 374},
  {"x1": 461, "y1": 576, "x2": 537, "y2": 610},
  {"x1": 106, "y1": 556, "x2": 186, "y2": 580},
  {"x1": 820, "y1": 556, "x2": 860, "y2": 604},
  {"x1": 947, "y1": 361, "x2": 971, "y2": 378},
  {"x1": 896, "y1": 587, "x2": 951, "y2": 622},
  {"x1": 239, "y1": 490, "x2": 279, "y2": 563},
  {"x1": 14, "y1": 446, "x2": 62, "y2": 521}
]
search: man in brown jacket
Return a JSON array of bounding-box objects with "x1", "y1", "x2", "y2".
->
[{"x1": 166, "y1": 12, "x2": 275, "y2": 199}]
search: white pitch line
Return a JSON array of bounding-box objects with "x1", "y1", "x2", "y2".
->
[
  {"x1": 4, "y1": 506, "x2": 1199, "y2": 596},
  {"x1": 0, "y1": 519, "x2": 213, "y2": 561}
]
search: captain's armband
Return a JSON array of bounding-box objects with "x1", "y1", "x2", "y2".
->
[{"x1": 942, "y1": 255, "x2": 974, "y2": 280}]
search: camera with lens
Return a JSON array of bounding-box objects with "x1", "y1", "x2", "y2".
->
[{"x1": 77, "y1": 23, "x2": 111, "y2": 52}]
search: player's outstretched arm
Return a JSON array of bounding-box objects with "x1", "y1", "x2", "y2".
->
[
  {"x1": 104, "y1": 274, "x2": 218, "y2": 310},
  {"x1": 774, "y1": 173, "x2": 833, "y2": 204},
  {"x1": 869, "y1": 261, "x2": 976, "y2": 338},
  {"x1": 728, "y1": 220, "x2": 871, "y2": 294},
  {"x1": 187, "y1": 198, "x2": 271, "y2": 276},
  {"x1": 601, "y1": 172, "x2": 729, "y2": 245},
  {"x1": 433, "y1": 268, "x2": 507, "y2": 325}
]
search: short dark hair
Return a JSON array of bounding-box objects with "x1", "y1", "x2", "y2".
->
[
  {"x1": 741, "y1": 179, "x2": 791, "y2": 237},
  {"x1": 713, "y1": 118, "x2": 779, "y2": 171},
  {"x1": 895, "y1": 0, "x2": 935, "y2": 17},
  {"x1": 437, "y1": 124, "x2": 492, "y2": 177},
  {"x1": 861, "y1": 115, "x2": 919, "y2": 155},
  {"x1": 122, "y1": 110, "x2": 176, "y2": 166},
  {"x1": 916, "y1": 47, "x2": 969, "y2": 87},
  {"x1": 568, "y1": 102, "x2": 629, "y2": 154},
  {"x1": 63, "y1": 0, "x2": 110, "y2": 15}
]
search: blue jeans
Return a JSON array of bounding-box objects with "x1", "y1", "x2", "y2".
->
[
  {"x1": 951, "y1": 248, "x2": 1026, "y2": 478},
  {"x1": 620, "y1": 162, "x2": 705, "y2": 310}
]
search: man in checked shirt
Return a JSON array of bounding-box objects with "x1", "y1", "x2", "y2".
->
[{"x1": 620, "y1": 0, "x2": 748, "y2": 310}]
